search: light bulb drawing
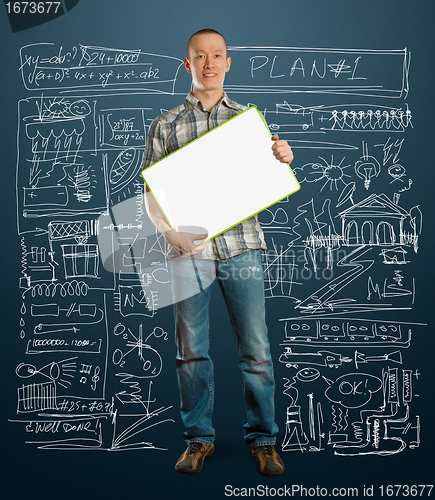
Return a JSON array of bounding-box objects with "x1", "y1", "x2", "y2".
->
[{"x1": 354, "y1": 142, "x2": 381, "y2": 190}]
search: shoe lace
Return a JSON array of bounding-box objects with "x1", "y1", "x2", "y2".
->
[
  {"x1": 262, "y1": 445, "x2": 274, "y2": 457},
  {"x1": 188, "y1": 442, "x2": 203, "y2": 455}
]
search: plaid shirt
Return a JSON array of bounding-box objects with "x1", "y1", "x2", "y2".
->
[{"x1": 141, "y1": 92, "x2": 267, "y2": 260}]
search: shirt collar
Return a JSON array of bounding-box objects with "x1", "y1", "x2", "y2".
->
[{"x1": 186, "y1": 91, "x2": 239, "y2": 112}]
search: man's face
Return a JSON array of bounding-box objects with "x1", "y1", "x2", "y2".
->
[{"x1": 184, "y1": 33, "x2": 231, "y2": 93}]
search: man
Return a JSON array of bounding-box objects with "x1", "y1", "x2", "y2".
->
[{"x1": 142, "y1": 29, "x2": 294, "y2": 476}]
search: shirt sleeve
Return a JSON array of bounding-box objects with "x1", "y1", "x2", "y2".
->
[{"x1": 141, "y1": 117, "x2": 166, "y2": 170}]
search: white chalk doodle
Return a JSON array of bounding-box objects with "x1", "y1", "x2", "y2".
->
[{"x1": 10, "y1": 41, "x2": 423, "y2": 459}]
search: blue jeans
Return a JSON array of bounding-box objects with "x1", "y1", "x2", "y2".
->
[{"x1": 168, "y1": 250, "x2": 278, "y2": 447}]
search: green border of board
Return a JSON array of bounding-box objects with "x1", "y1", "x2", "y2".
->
[{"x1": 141, "y1": 106, "x2": 301, "y2": 243}]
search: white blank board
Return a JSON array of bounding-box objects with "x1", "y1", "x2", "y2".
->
[{"x1": 141, "y1": 106, "x2": 300, "y2": 242}]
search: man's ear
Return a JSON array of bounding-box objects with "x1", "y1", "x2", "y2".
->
[
  {"x1": 225, "y1": 56, "x2": 231, "y2": 73},
  {"x1": 184, "y1": 57, "x2": 192, "y2": 73}
]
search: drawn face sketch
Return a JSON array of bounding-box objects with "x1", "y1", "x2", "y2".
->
[
  {"x1": 69, "y1": 99, "x2": 91, "y2": 117},
  {"x1": 295, "y1": 367, "x2": 321, "y2": 383},
  {"x1": 388, "y1": 164, "x2": 406, "y2": 182},
  {"x1": 119, "y1": 149, "x2": 135, "y2": 165},
  {"x1": 284, "y1": 368, "x2": 321, "y2": 405}
]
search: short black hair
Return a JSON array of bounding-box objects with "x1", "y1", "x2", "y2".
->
[{"x1": 187, "y1": 29, "x2": 228, "y2": 57}]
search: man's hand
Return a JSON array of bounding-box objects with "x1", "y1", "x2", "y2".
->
[
  {"x1": 145, "y1": 188, "x2": 208, "y2": 257},
  {"x1": 272, "y1": 134, "x2": 294, "y2": 164},
  {"x1": 164, "y1": 229, "x2": 208, "y2": 257}
]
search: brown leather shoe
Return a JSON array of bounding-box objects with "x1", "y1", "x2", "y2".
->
[
  {"x1": 251, "y1": 445, "x2": 285, "y2": 476},
  {"x1": 175, "y1": 442, "x2": 215, "y2": 474}
]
